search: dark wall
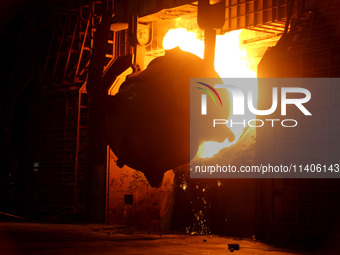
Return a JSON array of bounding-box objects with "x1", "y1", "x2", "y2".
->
[{"x1": 256, "y1": 0, "x2": 340, "y2": 245}]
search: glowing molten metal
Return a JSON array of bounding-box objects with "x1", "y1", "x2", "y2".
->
[{"x1": 162, "y1": 28, "x2": 257, "y2": 158}]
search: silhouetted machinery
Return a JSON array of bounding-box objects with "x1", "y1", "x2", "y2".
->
[
  {"x1": 87, "y1": 1, "x2": 229, "y2": 187},
  {"x1": 109, "y1": 48, "x2": 232, "y2": 187},
  {"x1": 89, "y1": 48, "x2": 231, "y2": 187}
]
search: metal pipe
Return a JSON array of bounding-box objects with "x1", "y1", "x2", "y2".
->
[{"x1": 204, "y1": 27, "x2": 217, "y2": 68}]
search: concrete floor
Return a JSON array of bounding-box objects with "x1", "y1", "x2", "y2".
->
[{"x1": 0, "y1": 221, "x2": 310, "y2": 255}]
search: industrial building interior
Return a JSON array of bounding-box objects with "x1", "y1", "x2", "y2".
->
[{"x1": 1, "y1": 0, "x2": 340, "y2": 254}]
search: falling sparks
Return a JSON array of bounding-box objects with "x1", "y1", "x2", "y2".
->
[
  {"x1": 180, "y1": 180, "x2": 188, "y2": 191},
  {"x1": 217, "y1": 180, "x2": 222, "y2": 187}
]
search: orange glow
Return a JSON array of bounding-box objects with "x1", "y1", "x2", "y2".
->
[{"x1": 162, "y1": 28, "x2": 257, "y2": 158}]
